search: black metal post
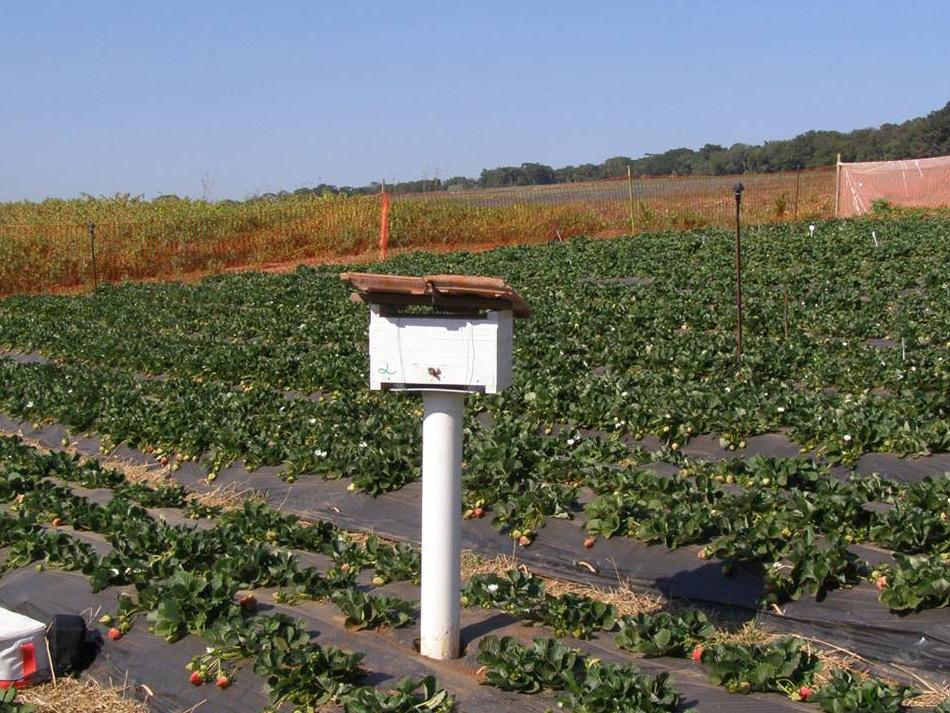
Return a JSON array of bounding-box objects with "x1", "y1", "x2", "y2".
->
[
  {"x1": 88, "y1": 222, "x2": 99, "y2": 292},
  {"x1": 733, "y1": 183, "x2": 744, "y2": 360}
]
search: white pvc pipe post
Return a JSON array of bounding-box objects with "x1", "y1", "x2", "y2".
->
[{"x1": 419, "y1": 390, "x2": 465, "y2": 660}]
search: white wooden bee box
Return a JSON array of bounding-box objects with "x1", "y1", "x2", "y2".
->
[{"x1": 369, "y1": 305, "x2": 512, "y2": 393}]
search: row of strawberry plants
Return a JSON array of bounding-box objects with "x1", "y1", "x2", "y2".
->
[
  {"x1": 0, "y1": 434, "x2": 421, "y2": 583},
  {"x1": 1, "y1": 218, "x2": 947, "y2": 484},
  {"x1": 6, "y1": 376, "x2": 950, "y2": 618},
  {"x1": 476, "y1": 635, "x2": 689, "y2": 712},
  {"x1": 0, "y1": 438, "x2": 454, "y2": 712},
  {"x1": 465, "y1": 569, "x2": 935, "y2": 712},
  {"x1": 3, "y1": 434, "x2": 946, "y2": 711},
  {"x1": 6, "y1": 375, "x2": 950, "y2": 616},
  {"x1": 579, "y1": 455, "x2": 950, "y2": 610}
]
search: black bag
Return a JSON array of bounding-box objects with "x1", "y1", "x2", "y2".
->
[{"x1": 46, "y1": 615, "x2": 96, "y2": 675}]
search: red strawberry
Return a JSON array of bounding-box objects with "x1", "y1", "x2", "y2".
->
[
  {"x1": 697, "y1": 548, "x2": 709, "y2": 560},
  {"x1": 691, "y1": 645, "x2": 704, "y2": 663},
  {"x1": 190, "y1": 671, "x2": 205, "y2": 686},
  {"x1": 518, "y1": 535, "x2": 532, "y2": 547},
  {"x1": 583, "y1": 537, "x2": 595, "y2": 549},
  {"x1": 160, "y1": 455, "x2": 169, "y2": 467},
  {"x1": 51, "y1": 517, "x2": 63, "y2": 527},
  {"x1": 799, "y1": 686, "x2": 813, "y2": 701},
  {"x1": 215, "y1": 674, "x2": 231, "y2": 689},
  {"x1": 473, "y1": 506, "x2": 486, "y2": 519},
  {"x1": 876, "y1": 575, "x2": 888, "y2": 591},
  {"x1": 107, "y1": 627, "x2": 123, "y2": 641},
  {"x1": 239, "y1": 594, "x2": 257, "y2": 611}
]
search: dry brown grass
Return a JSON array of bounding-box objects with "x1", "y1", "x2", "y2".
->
[
  {"x1": 187, "y1": 482, "x2": 266, "y2": 512},
  {"x1": 17, "y1": 677, "x2": 150, "y2": 713}
]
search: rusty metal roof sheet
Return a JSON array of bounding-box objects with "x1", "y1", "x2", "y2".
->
[{"x1": 340, "y1": 272, "x2": 531, "y2": 318}]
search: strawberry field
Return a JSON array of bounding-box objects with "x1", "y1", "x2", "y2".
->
[{"x1": 1, "y1": 214, "x2": 949, "y2": 711}]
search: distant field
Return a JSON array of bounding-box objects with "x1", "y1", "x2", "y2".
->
[{"x1": 0, "y1": 168, "x2": 834, "y2": 295}]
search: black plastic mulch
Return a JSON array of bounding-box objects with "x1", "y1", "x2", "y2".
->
[{"x1": 2, "y1": 413, "x2": 950, "y2": 685}]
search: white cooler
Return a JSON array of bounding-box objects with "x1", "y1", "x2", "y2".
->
[{"x1": 0, "y1": 607, "x2": 51, "y2": 688}]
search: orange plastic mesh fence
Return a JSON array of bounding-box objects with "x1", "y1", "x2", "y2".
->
[{"x1": 837, "y1": 155, "x2": 950, "y2": 217}]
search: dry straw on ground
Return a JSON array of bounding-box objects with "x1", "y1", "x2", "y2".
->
[{"x1": 17, "y1": 677, "x2": 150, "y2": 713}]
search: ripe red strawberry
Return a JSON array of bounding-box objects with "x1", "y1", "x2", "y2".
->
[
  {"x1": 473, "y1": 506, "x2": 486, "y2": 519},
  {"x1": 691, "y1": 645, "x2": 704, "y2": 663},
  {"x1": 876, "y1": 575, "x2": 888, "y2": 591},
  {"x1": 799, "y1": 686, "x2": 813, "y2": 701},
  {"x1": 215, "y1": 674, "x2": 231, "y2": 689},
  {"x1": 697, "y1": 548, "x2": 709, "y2": 560},
  {"x1": 51, "y1": 517, "x2": 63, "y2": 527},
  {"x1": 238, "y1": 594, "x2": 257, "y2": 611},
  {"x1": 518, "y1": 535, "x2": 531, "y2": 547},
  {"x1": 107, "y1": 628, "x2": 123, "y2": 641},
  {"x1": 160, "y1": 455, "x2": 169, "y2": 467},
  {"x1": 583, "y1": 537, "x2": 595, "y2": 549},
  {"x1": 189, "y1": 671, "x2": 205, "y2": 686}
]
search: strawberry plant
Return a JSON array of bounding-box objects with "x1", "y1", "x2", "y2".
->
[
  {"x1": 558, "y1": 662, "x2": 692, "y2": 713},
  {"x1": 476, "y1": 635, "x2": 688, "y2": 712},
  {"x1": 341, "y1": 676, "x2": 454, "y2": 713},
  {"x1": 615, "y1": 610, "x2": 715, "y2": 657},
  {"x1": 535, "y1": 592, "x2": 617, "y2": 639},
  {"x1": 764, "y1": 529, "x2": 869, "y2": 602},
  {"x1": 331, "y1": 589, "x2": 415, "y2": 630},
  {"x1": 476, "y1": 636, "x2": 582, "y2": 692},
  {"x1": 463, "y1": 570, "x2": 545, "y2": 617},
  {"x1": 811, "y1": 669, "x2": 915, "y2": 713},
  {"x1": 464, "y1": 570, "x2": 615, "y2": 638},
  {"x1": 700, "y1": 637, "x2": 821, "y2": 694},
  {"x1": 877, "y1": 553, "x2": 950, "y2": 612}
]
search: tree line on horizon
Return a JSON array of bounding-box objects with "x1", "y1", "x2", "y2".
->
[{"x1": 264, "y1": 100, "x2": 948, "y2": 200}]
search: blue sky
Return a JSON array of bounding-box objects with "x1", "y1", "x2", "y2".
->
[{"x1": 2, "y1": 1, "x2": 948, "y2": 201}]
